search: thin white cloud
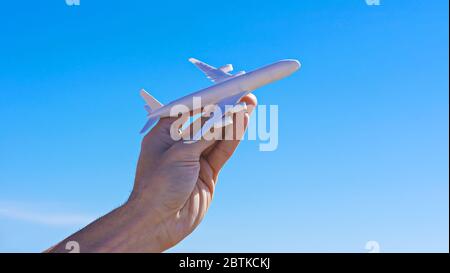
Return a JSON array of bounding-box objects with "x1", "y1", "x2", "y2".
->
[{"x1": 0, "y1": 203, "x2": 95, "y2": 227}]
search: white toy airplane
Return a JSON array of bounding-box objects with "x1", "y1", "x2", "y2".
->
[{"x1": 140, "y1": 58, "x2": 300, "y2": 141}]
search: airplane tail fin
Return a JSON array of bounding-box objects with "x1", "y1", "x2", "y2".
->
[
  {"x1": 139, "y1": 89, "x2": 162, "y2": 134},
  {"x1": 140, "y1": 89, "x2": 163, "y2": 113}
]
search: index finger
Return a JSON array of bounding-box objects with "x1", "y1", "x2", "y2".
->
[{"x1": 205, "y1": 93, "x2": 258, "y2": 177}]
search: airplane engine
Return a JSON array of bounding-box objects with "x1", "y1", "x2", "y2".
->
[
  {"x1": 219, "y1": 64, "x2": 233, "y2": 73},
  {"x1": 233, "y1": 71, "x2": 246, "y2": 77}
]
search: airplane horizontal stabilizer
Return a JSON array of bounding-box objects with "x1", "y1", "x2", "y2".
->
[{"x1": 140, "y1": 116, "x2": 159, "y2": 134}]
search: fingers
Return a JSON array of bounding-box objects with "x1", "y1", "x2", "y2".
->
[
  {"x1": 165, "y1": 135, "x2": 217, "y2": 162},
  {"x1": 206, "y1": 93, "x2": 257, "y2": 176},
  {"x1": 143, "y1": 93, "x2": 257, "y2": 165},
  {"x1": 163, "y1": 108, "x2": 219, "y2": 161}
]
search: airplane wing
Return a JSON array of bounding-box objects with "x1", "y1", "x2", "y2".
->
[
  {"x1": 186, "y1": 91, "x2": 250, "y2": 142},
  {"x1": 188, "y1": 58, "x2": 233, "y2": 84}
]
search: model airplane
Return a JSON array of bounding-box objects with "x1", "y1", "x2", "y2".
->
[{"x1": 140, "y1": 58, "x2": 301, "y2": 142}]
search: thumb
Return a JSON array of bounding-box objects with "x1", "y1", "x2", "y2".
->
[{"x1": 165, "y1": 111, "x2": 220, "y2": 161}]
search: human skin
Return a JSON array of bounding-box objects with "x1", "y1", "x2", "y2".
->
[{"x1": 47, "y1": 94, "x2": 257, "y2": 253}]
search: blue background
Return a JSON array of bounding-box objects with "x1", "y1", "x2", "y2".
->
[{"x1": 0, "y1": 0, "x2": 448, "y2": 252}]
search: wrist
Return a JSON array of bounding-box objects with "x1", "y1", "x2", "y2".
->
[
  {"x1": 97, "y1": 200, "x2": 168, "y2": 252},
  {"x1": 49, "y1": 201, "x2": 168, "y2": 253}
]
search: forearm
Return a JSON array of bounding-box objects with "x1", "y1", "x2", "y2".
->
[{"x1": 46, "y1": 201, "x2": 167, "y2": 253}]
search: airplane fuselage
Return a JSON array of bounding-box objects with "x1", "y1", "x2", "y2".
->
[{"x1": 149, "y1": 59, "x2": 300, "y2": 118}]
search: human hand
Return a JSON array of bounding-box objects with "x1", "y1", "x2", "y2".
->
[
  {"x1": 47, "y1": 94, "x2": 257, "y2": 253},
  {"x1": 128, "y1": 94, "x2": 257, "y2": 252}
]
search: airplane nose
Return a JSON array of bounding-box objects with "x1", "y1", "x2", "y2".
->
[
  {"x1": 278, "y1": 59, "x2": 301, "y2": 73},
  {"x1": 287, "y1": 59, "x2": 301, "y2": 71}
]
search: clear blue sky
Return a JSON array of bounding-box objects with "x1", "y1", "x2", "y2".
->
[{"x1": 0, "y1": 0, "x2": 448, "y2": 252}]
